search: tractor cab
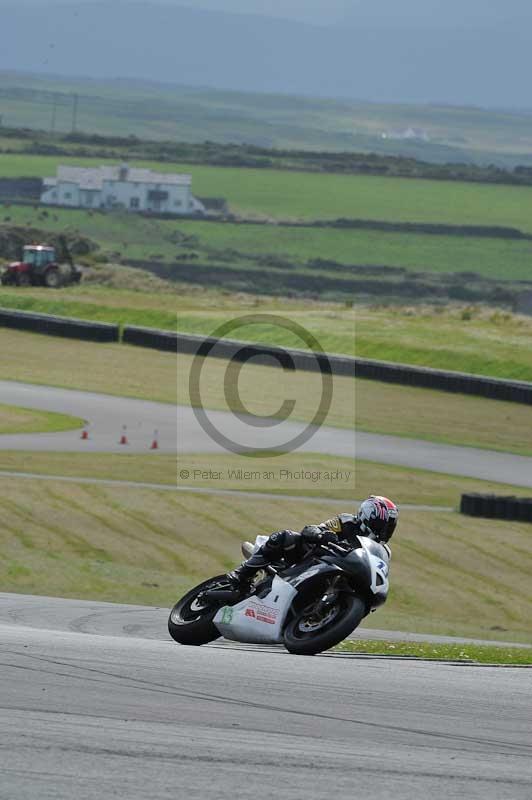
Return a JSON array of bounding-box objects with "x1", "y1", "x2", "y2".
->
[{"x1": 22, "y1": 245, "x2": 57, "y2": 269}]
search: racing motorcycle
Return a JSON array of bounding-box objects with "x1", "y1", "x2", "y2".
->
[{"x1": 168, "y1": 533, "x2": 390, "y2": 655}]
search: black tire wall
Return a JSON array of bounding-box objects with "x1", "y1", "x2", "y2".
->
[
  {"x1": 1, "y1": 309, "x2": 531, "y2": 406},
  {"x1": 0, "y1": 308, "x2": 118, "y2": 342},
  {"x1": 461, "y1": 493, "x2": 532, "y2": 522},
  {"x1": 123, "y1": 327, "x2": 532, "y2": 404}
]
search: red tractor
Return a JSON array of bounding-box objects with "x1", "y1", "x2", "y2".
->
[{"x1": 1, "y1": 238, "x2": 82, "y2": 288}]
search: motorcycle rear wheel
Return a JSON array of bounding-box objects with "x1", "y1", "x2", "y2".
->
[
  {"x1": 168, "y1": 575, "x2": 232, "y2": 646},
  {"x1": 283, "y1": 594, "x2": 366, "y2": 656}
]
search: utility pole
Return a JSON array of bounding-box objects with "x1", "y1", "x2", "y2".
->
[
  {"x1": 51, "y1": 92, "x2": 58, "y2": 133},
  {"x1": 71, "y1": 93, "x2": 78, "y2": 133}
]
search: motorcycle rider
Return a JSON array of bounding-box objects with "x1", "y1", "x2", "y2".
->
[{"x1": 227, "y1": 495, "x2": 399, "y2": 589}]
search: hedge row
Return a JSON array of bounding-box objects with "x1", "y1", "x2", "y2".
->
[
  {"x1": 0, "y1": 308, "x2": 118, "y2": 342},
  {"x1": 461, "y1": 493, "x2": 532, "y2": 522}
]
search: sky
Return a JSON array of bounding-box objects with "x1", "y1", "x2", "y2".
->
[
  {"x1": 2, "y1": 0, "x2": 532, "y2": 107},
  {"x1": 0, "y1": 0, "x2": 349, "y2": 24},
  {"x1": 8, "y1": 0, "x2": 532, "y2": 28}
]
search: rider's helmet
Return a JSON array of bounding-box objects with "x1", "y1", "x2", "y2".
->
[{"x1": 357, "y1": 496, "x2": 398, "y2": 543}]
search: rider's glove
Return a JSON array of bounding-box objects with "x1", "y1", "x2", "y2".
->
[{"x1": 301, "y1": 525, "x2": 339, "y2": 546}]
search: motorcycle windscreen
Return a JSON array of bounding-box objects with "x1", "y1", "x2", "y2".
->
[{"x1": 214, "y1": 575, "x2": 297, "y2": 645}]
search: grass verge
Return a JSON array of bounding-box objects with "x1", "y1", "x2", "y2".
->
[
  {"x1": 0, "y1": 475, "x2": 531, "y2": 642},
  {"x1": 0, "y1": 403, "x2": 83, "y2": 435},
  {"x1": 334, "y1": 640, "x2": 532, "y2": 664},
  {"x1": 0, "y1": 453, "x2": 531, "y2": 506}
]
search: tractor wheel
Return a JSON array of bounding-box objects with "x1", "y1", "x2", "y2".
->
[{"x1": 44, "y1": 269, "x2": 62, "y2": 289}]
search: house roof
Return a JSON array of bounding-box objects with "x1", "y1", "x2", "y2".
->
[{"x1": 55, "y1": 165, "x2": 191, "y2": 190}]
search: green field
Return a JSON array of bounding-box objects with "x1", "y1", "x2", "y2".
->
[
  {"x1": 4, "y1": 153, "x2": 532, "y2": 231},
  {"x1": 2, "y1": 150, "x2": 532, "y2": 307},
  {"x1": 3, "y1": 204, "x2": 532, "y2": 282}
]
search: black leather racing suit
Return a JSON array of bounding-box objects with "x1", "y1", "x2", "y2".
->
[{"x1": 229, "y1": 513, "x2": 389, "y2": 584}]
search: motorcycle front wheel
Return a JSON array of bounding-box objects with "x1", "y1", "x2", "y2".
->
[
  {"x1": 168, "y1": 575, "x2": 234, "y2": 646},
  {"x1": 283, "y1": 594, "x2": 366, "y2": 656}
]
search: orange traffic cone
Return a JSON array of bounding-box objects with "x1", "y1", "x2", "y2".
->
[
  {"x1": 81, "y1": 428, "x2": 89, "y2": 440},
  {"x1": 119, "y1": 425, "x2": 129, "y2": 445},
  {"x1": 150, "y1": 430, "x2": 159, "y2": 450}
]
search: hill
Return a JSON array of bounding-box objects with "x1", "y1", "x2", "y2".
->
[{"x1": 1, "y1": 1, "x2": 532, "y2": 109}]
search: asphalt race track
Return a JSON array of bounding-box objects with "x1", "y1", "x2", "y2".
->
[
  {"x1": 2, "y1": 380, "x2": 532, "y2": 486},
  {"x1": 1, "y1": 594, "x2": 531, "y2": 800}
]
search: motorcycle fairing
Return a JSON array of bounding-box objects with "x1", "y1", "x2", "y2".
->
[
  {"x1": 358, "y1": 536, "x2": 390, "y2": 606},
  {"x1": 284, "y1": 561, "x2": 344, "y2": 589},
  {"x1": 214, "y1": 575, "x2": 297, "y2": 644}
]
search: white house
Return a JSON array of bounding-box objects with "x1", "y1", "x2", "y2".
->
[
  {"x1": 41, "y1": 164, "x2": 205, "y2": 215},
  {"x1": 381, "y1": 127, "x2": 430, "y2": 142}
]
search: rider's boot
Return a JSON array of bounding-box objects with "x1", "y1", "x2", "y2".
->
[{"x1": 226, "y1": 550, "x2": 270, "y2": 590}]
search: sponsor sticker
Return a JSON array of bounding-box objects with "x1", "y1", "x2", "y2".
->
[
  {"x1": 221, "y1": 606, "x2": 234, "y2": 624},
  {"x1": 245, "y1": 602, "x2": 278, "y2": 625}
]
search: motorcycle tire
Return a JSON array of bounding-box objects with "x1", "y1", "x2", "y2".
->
[
  {"x1": 283, "y1": 594, "x2": 366, "y2": 656},
  {"x1": 168, "y1": 574, "x2": 232, "y2": 646}
]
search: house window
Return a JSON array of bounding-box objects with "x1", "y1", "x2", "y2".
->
[
  {"x1": 147, "y1": 190, "x2": 169, "y2": 203},
  {"x1": 64, "y1": 192, "x2": 72, "y2": 199},
  {"x1": 130, "y1": 197, "x2": 140, "y2": 209}
]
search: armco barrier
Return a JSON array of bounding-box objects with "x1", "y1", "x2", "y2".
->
[
  {"x1": 0, "y1": 308, "x2": 119, "y2": 342},
  {"x1": 461, "y1": 493, "x2": 532, "y2": 523}
]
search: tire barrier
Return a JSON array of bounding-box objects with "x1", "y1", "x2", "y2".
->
[
  {"x1": 2, "y1": 309, "x2": 531, "y2": 405},
  {"x1": 123, "y1": 327, "x2": 355, "y2": 376},
  {"x1": 355, "y1": 358, "x2": 532, "y2": 406},
  {"x1": 124, "y1": 328, "x2": 532, "y2": 403},
  {"x1": 460, "y1": 493, "x2": 532, "y2": 522},
  {"x1": 122, "y1": 326, "x2": 178, "y2": 353},
  {"x1": 0, "y1": 308, "x2": 119, "y2": 343}
]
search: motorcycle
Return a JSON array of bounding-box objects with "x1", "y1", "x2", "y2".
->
[{"x1": 168, "y1": 534, "x2": 390, "y2": 655}]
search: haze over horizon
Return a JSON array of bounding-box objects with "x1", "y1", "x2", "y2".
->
[{"x1": 1, "y1": 0, "x2": 531, "y2": 108}]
